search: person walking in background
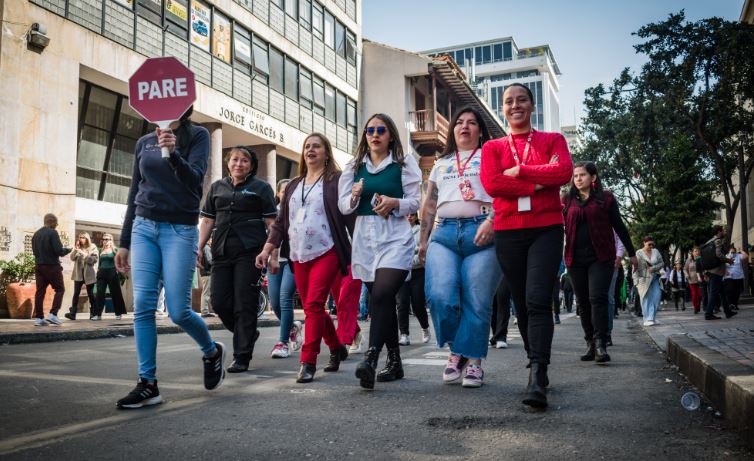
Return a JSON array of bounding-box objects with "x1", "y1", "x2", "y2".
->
[
  {"x1": 668, "y1": 261, "x2": 688, "y2": 311},
  {"x1": 258, "y1": 133, "x2": 357, "y2": 384},
  {"x1": 480, "y1": 83, "x2": 573, "y2": 407},
  {"x1": 396, "y1": 213, "x2": 431, "y2": 346},
  {"x1": 606, "y1": 231, "x2": 626, "y2": 344},
  {"x1": 703, "y1": 226, "x2": 737, "y2": 321},
  {"x1": 490, "y1": 279, "x2": 513, "y2": 349},
  {"x1": 634, "y1": 236, "x2": 664, "y2": 326},
  {"x1": 267, "y1": 178, "x2": 303, "y2": 358},
  {"x1": 420, "y1": 106, "x2": 501, "y2": 389},
  {"x1": 32, "y1": 213, "x2": 72, "y2": 326},
  {"x1": 561, "y1": 270, "x2": 574, "y2": 314},
  {"x1": 198, "y1": 147, "x2": 278, "y2": 373},
  {"x1": 724, "y1": 244, "x2": 747, "y2": 313},
  {"x1": 685, "y1": 247, "x2": 703, "y2": 314},
  {"x1": 339, "y1": 114, "x2": 422, "y2": 390},
  {"x1": 64, "y1": 233, "x2": 98, "y2": 321},
  {"x1": 88, "y1": 233, "x2": 127, "y2": 321},
  {"x1": 197, "y1": 238, "x2": 215, "y2": 318},
  {"x1": 115, "y1": 108, "x2": 226, "y2": 409},
  {"x1": 552, "y1": 260, "x2": 564, "y2": 325}
]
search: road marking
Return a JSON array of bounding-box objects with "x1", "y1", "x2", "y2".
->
[{"x1": 403, "y1": 359, "x2": 447, "y2": 366}]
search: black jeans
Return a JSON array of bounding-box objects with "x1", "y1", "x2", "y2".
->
[
  {"x1": 706, "y1": 273, "x2": 731, "y2": 317},
  {"x1": 366, "y1": 268, "x2": 408, "y2": 351},
  {"x1": 490, "y1": 278, "x2": 512, "y2": 342},
  {"x1": 494, "y1": 225, "x2": 563, "y2": 365},
  {"x1": 672, "y1": 289, "x2": 686, "y2": 310},
  {"x1": 69, "y1": 280, "x2": 95, "y2": 316},
  {"x1": 396, "y1": 268, "x2": 429, "y2": 335},
  {"x1": 724, "y1": 278, "x2": 743, "y2": 309},
  {"x1": 568, "y1": 258, "x2": 613, "y2": 343},
  {"x1": 211, "y1": 240, "x2": 263, "y2": 362},
  {"x1": 92, "y1": 268, "x2": 127, "y2": 316},
  {"x1": 562, "y1": 286, "x2": 574, "y2": 313},
  {"x1": 552, "y1": 276, "x2": 561, "y2": 316}
]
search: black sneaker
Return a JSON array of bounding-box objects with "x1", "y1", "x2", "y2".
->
[
  {"x1": 203, "y1": 341, "x2": 226, "y2": 390},
  {"x1": 116, "y1": 378, "x2": 162, "y2": 409}
]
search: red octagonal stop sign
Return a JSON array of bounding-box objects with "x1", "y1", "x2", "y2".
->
[{"x1": 128, "y1": 56, "x2": 196, "y2": 124}]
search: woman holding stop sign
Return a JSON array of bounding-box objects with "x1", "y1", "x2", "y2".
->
[{"x1": 115, "y1": 107, "x2": 226, "y2": 409}]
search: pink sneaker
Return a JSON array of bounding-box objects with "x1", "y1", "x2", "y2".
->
[
  {"x1": 270, "y1": 342, "x2": 290, "y2": 358},
  {"x1": 442, "y1": 354, "x2": 467, "y2": 383},
  {"x1": 462, "y1": 363, "x2": 484, "y2": 388},
  {"x1": 289, "y1": 321, "x2": 303, "y2": 351}
]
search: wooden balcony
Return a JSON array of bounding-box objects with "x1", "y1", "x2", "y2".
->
[{"x1": 409, "y1": 110, "x2": 449, "y2": 153}]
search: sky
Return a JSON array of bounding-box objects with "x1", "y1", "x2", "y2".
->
[{"x1": 361, "y1": 0, "x2": 744, "y2": 127}]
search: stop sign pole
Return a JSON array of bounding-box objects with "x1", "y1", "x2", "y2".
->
[{"x1": 128, "y1": 57, "x2": 196, "y2": 158}]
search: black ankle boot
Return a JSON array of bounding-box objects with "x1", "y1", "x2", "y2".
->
[
  {"x1": 522, "y1": 362, "x2": 548, "y2": 408},
  {"x1": 580, "y1": 341, "x2": 595, "y2": 361},
  {"x1": 323, "y1": 345, "x2": 349, "y2": 372},
  {"x1": 355, "y1": 347, "x2": 380, "y2": 389},
  {"x1": 595, "y1": 338, "x2": 611, "y2": 364},
  {"x1": 376, "y1": 346, "x2": 404, "y2": 382},
  {"x1": 296, "y1": 363, "x2": 316, "y2": 383}
]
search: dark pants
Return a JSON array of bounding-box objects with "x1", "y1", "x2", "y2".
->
[
  {"x1": 569, "y1": 258, "x2": 613, "y2": 343},
  {"x1": 69, "y1": 281, "x2": 95, "y2": 316},
  {"x1": 397, "y1": 267, "x2": 429, "y2": 335},
  {"x1": 92, "y1": 268, "x2": 127, "y2": 316},
  {"x1": 366, "y1": 268, "x2": 407, "y2": 351},
  {"x1": 552, "y1": 277, "x2": 561, "y2": 316},
  {"x1": 672, "y1": 289, "x2": 686, "y2": 310},
  {"x1": 33, "y1": 264, "x2": 65, "y2": 318},
  {"x1": 724, "y1": 278, "x2": 743, "y2": 310},
  {"x1": 211, "y1": 241, "x2": 262, "y2": 363},
  {"x1": 490, "y1": 278, "x2": 512, "y2": 342},
  {"x1": 562, "y1": 286, "x2": 574, "y2": 313},
  {"x1": 706, "y1": 273, "x2": 731, "y2": 317},
  {"x1": 494, "y1": 225, "x2": 563, "y2": 365}
]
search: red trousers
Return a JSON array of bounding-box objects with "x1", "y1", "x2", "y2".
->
[
  {"x1": 330, "y1": 265, "x2": 362, "y2": 345},
  {"x1": 689, "y1": 283, "x2": 702, "y2": 313},
  {"x1": 293, "y1": 249, "x2": 342, "y2": 366}
]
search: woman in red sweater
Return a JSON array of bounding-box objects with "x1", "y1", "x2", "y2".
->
[{"x1": 480, "y1": 83, "x2": 572, "y2": 409}]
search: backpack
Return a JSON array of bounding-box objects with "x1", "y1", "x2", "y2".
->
[{"x1": 699, "y1": 239, "x2": 720, "y2": 271}]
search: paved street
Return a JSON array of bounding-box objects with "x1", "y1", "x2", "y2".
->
[{"x1": 0, "y1": 313, "x2": 750, "y2": 460}]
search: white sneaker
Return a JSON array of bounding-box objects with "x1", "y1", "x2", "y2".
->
[
  {"x1": 270, "y1": 342, "x2": 290, "y2": 358},
  {"x1": 34, "y1": 318, "x2": 48, "y2": 327},
  {"x1": 115, "y1": 315, "x2": 122, "y2": 320},
  {"x1": 46, "y1": 313, "x2": 62, "y2": 325},
  {"x1": 349, "y1": 330, "x2": 363, "y2": 353},
  {"x1": 399, "y1": 334, "x2": 411, "y2": 346},
  {"x1": 495, "y1": 341, "x2": 508, "y2": 349},
  {"x1": 643, "y1": 320, "x2": 656, "y2": 326},
  {"x1": 90, "y1": 315, "x2": 101, "y2": 321},
  {"x1": 421, "y1": 328, "x2": 431, "y2": 344},
  {"x1": 289, "y1": 321, "x2": 303, "y2": 351},
  {"x1": 513, "y1": 318, "x2": 518, "y2": 325}
]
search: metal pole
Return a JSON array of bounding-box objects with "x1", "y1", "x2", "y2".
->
[{"x1": 738, "y1": 144, "x2": 750, "y2": 294}]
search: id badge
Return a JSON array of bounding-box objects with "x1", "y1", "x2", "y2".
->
[
  {"x1": 295, "y1": 208, "x2": 305, "y2": 224},
  {"x1": 459, "y1": 180, "x2": 475, "y2": 201},
  {"x1": 518, "y1": 196, "x2": 532, "y2": 212}
]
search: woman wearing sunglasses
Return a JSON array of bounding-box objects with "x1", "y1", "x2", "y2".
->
[{"x1": 339, "y1": 114, "x2": 422, "y2": 390}]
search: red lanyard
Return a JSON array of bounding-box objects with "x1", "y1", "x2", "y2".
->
[
  {"x1": 507, "y1": 130, "x2": 533, "y2": 166},
  {"x1": 455, "y1": 148, "x2": 478, "y2": 177}
]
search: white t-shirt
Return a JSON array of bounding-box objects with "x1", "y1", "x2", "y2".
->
[
  {"x1": 428, "y1": 149, "x2": 493, "y2": 207},
  {"x1": 287, "y1": 181, "x2": 334, "y2": 263}
]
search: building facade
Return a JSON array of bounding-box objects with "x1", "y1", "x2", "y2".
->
[
  {"x1": 0, "y1": 0, "x2": 361, "y2": 311},
  {"x1": 422, "y1": 37, "x2": 561, "y2": 133}
]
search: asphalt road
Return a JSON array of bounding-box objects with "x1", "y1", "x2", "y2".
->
[{"x1": 0, "y1": 313, "x2": 750, "y2": 460}]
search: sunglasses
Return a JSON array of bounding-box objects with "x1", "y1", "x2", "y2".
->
[{"x1": 365, "y1": 126, "x2": 387, "y2": 137}]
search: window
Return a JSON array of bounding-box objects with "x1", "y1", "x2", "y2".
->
[
  {"x1": 269, "y1": 47, "x2": 284, "y2": 93},
  {"x1": 233, "y1": 25, "x2": 252, "y2": 73},
  {"x1": 312, "y1": 2, "x2": 324, "y2": 40},
  {"x1": 137, "y1": 0, "x2": 161, "y2": 24},
  {"x1": 335, "y1": 21, "x2": 345, "y2": 57},
  {"x1": 503, "y1": 42, "x2": 512, "y2": 60},
  {"x1": 482, "y1": 45, "x2": 491, "y2": 64},
  {"x1": 253, "y1": 37, "x2": 269, "y2": 82},
  {"x1": 164, "y1": 0, "x2": 188, "y2": 37},
  {"x1": 346, "y1": 31, "x2": 356, "y2": 65},
  {"x1": 324, "y1": 84, "x2": 335, "y2": 121},
  {"x1": 285, "y1": 0, "x2": 297, "y2": 18},
  {"x1": 324, "y1": 10, "x2": 334, "y2": 48},
  {"x1": 299, "y1": 0, "x2": 311, "y2": 29},
  {"x1": 465, "y1": 48, "x2": 472, "y2": 64},
  {"x1": 455, "y1": 50, "x2": 464, "y2": 66},
  {"x1": 493, "y1": 43, "x2": 502, "y2": 62},
  {"x1": 313, "y1": 77, "x2": 325, "y2": 115},
  {"x1": 347, "y1": 99, "x2": 356, "y2": 131},
  {"x1": 212, "y1": 10, "x2": 232, "y2": 63},
  {"x1": 285, "y1": 57, "x2": 298, "y2": 100},
  {"x1": 336, "y1": 91, "x2": 346, "y2": 127},
  {"x1": 270, "y1": 0, "x2": 283, "y2": 8},
  {"x1": 300, "y1": 69, "x2": 312, "y2": 108},
  {"x1": 475, "y1": 46, "x2": 482, "y2": 65}
]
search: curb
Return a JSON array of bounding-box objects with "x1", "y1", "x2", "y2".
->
[
  {"x1": 666, "y1": 334, "x2": 754, "y2": 448},
  {"x1": 0, "y1": 318, "x2": 281, "y2": 345}
]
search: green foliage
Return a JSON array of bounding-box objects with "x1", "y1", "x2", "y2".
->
[{"x1": 0, "y1": 253, "x2": 35, "y2": 284}]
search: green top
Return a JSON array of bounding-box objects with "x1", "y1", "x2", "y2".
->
[
  {"x1": 99, "y1": 249, "x2": 117, "y2": 270},
  {"x1": 354, "y1": 162, "x2": 404, "y2": 216}
]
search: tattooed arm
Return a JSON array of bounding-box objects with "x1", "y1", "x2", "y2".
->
[{"x1": 418, "y1": 181, "x2": 439, "y2": 266}]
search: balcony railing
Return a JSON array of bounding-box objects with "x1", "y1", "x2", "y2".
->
[{"x1": 409, "y1": 110, "x2": 449, "y2": 135}]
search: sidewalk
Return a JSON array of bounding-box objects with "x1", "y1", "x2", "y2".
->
[
  {"x1": 641, "y1": 300, "x2": 754, "y2": 448},
  {"x1": 0, "y1": 310, "x2": 305, "y2": 345}
]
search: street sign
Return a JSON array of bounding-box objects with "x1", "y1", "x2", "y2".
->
[{"x1": 128, "y1": 56, "x2": 196, "y2": 158}]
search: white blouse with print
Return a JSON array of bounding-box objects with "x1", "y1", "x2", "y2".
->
[{"x1": 287, "y1": 181, "x2": 334, "y2": 263}]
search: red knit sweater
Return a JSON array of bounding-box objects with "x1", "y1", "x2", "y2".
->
[{"x1": 480, "y1": 131, "x2": 573, "y2": 230}]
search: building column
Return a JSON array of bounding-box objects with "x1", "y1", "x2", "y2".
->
[
  {"x1": 203, "y1": 123, "x2": 223, "y2": 197},
  {"x1": 252, "y1": 144, "x2": 277, "y2": 187}
]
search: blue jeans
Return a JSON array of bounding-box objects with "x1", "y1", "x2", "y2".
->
[
  {"x1": 426, "y1": 216, "x2": 502, "y2": 360},
  {"x1": 641, "y1": 276, "x2": 661, "y2": 322},
  {"x1": 358, "y1": 283, "x2": 368, "y2": 320},
  {"x1": 607, "y1": 267, "x2": 618, "y2": 334},
  {"x1": 267, "y1": 260, "x2": 296, "y2": 343},
  {"x1": 131, "y1": 217, "x2": 216, "y2": 381}
]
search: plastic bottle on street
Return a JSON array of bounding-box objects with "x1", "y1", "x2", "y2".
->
[{"x1": 681, "y1": 391, "x2": 701, "y2": 411}]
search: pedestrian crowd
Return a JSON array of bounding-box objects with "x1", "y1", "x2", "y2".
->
[{"x1": 27, "y1": 83, "x2": 743, "y2": 412}]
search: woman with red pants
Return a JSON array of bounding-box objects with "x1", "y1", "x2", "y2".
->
[
  {"x1": 256, "y1": 133, "x2": 356, "y2": 383},
  {"x1": 685, "y1": 246, "x2": 703, "y2": 313}
]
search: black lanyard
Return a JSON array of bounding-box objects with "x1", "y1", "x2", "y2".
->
[{"x1": 301, "y1": 174, "x2": 324, "y2": 206}]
